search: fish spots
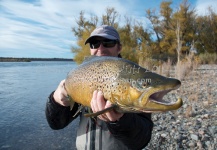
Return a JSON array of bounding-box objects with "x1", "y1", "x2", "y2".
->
[{"x1": 65, "y1": 56, "x2": 182, "y2": 113}]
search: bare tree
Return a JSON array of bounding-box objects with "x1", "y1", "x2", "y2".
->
[{"x1": 176, "y1": 20, "x2": 182, "y2": 63}]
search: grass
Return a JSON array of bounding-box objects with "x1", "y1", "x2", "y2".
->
[
  {"x1": 139, "y1": 52, "x2": 216, "y2": 118},
  {"x1": 199, "y1": 52, "x2": 217, "y2": 64}
]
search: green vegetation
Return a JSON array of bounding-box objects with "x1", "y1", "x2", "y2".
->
[{"x1": 71, "y1": 0, "x2": 217, "y2": 65}]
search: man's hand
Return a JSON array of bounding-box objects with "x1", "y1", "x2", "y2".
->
[
  {"x1": 91, "y1": 90, "x2": 124, "y2": 122},
  {"x1": 53, "y1": 79, "x2": 70, "y2": 106}
]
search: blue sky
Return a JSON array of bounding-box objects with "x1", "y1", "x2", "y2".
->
[{"x1": 0, "y1": 0, "x2": 216, "y2": 59}]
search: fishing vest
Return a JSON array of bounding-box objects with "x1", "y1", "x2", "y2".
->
[{"x1": 76, "y1": 108, "x2": 130, "y2": 150}]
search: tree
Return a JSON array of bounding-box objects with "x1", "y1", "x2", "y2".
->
[
  {"x1": 159, "y1": 0, "x2": 175, "y2": 55},
  {"x1": 195, "y1": 7, "x2": 217, "y2": 53},
  {"x1": 71, "y1": 7, "x2": 152, "y2": 64},
  {"x1": 101, "y1": 7, "x2": 119, "y2": 27},
  {"x1": 172, "y1": 0, "x2": 197, "y2": 54},
  {"x1": 176, "y1": 20, "x2": 182, "y2": 63},
  {"x1": 118, "y1": 17, "x2": 138, "y2": 62},
  {"x1": 71, "y1": 11, "x2": 97, "y2": 63},
  {"x1": 71, "y1": 8, "x2": 122, "y2": 63},
  {"x1": 145, "y1": 0, "x2": 197, "y2": 59},
  {"x1": 71, "y1": 1, "x2": 216, "y2": 64}
]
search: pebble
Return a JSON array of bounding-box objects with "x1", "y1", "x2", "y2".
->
[
  {"x1": 203, "y1": 101, "x2": 209, "y2": 106},
  {"x1": 208, "y1": 126, "x2": 216, "y2": 135},
  {"x1": 197, "y1": 141, "x2": 202, "y2": 149},
  {"x1": 198, "y1": 129, "x2": 204, "y2": 135},
  {"x1": 203, "y1": 114, "x2": 209, "y2": 119},
  {"x1": 205, "y1": 141, "x2": 211, "y2": 147},
  {"x1": 191, "y1": 134, "x2": 199, "y2": 141},
  {"x1": 161, "y1": 133, "x2": 167, "y2": 138},
  {"x1": 189, "y1": 142, "x2": 195, "y2": 147},
  {"x1": 145, "y1": 65, "x2": 217, "y2": 149},
  {"x1": 183, "y1": 104, "x2": 188, "y2": 108}
]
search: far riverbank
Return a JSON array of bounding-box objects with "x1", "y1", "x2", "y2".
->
[{"x1": 0, "y1": 57, "x2": 73, "y2": 62}]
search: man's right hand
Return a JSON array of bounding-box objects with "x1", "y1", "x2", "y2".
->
[{"x1": 53, "y1": 79, "x2": 70, "y2": 106}]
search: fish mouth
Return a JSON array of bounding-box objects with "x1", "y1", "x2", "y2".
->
[
  {"x1": 149, "y1": 89, "x2": 174, "y2": 104},
  {"x1": 143, "y1": 83, "x2": 183, "y2": 112}
]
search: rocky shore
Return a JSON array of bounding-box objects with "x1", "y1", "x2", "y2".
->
[{"x1": 145, "y1": 64, "x2": 217, "y2": 150}]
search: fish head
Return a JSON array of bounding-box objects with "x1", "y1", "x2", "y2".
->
[{"x1": 118, "y1": 68, "x2": 183, "y2": 113}]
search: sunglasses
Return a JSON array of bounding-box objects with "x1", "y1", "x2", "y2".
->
[{"x1": 89, "y1": 39, "x2": 118, "y2": 49}]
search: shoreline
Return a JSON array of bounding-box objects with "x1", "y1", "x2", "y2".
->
[
  {"x1": 0, "y1": 57, "x2": 73, "y2": 62},
  {"x1": 146, "y1": 64, "x2": 217, "y2": 149}
]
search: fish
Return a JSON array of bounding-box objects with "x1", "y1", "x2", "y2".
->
[{"x1": 65, "y1": 56, "x2": 183, "y2": 117}]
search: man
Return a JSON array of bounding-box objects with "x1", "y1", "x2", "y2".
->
[{"x1": 45, "y1": 25, "x2": 153, "y2": 150}]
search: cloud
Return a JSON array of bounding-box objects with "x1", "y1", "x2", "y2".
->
[
  {"x1": 195, "y1": 0, "x2": 217, "y2": 16},
  {"x1": 3, "y1": 0, "x2": 208, "y2": 58},
  {"x1": 1, "y1": 0, "x2": 138, "y2": 58}
]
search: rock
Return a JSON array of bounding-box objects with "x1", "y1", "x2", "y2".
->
[
  {"x1": 191, "y1": 134, "x2": 199, "y2": 141},
  {"x1": 203, "y1": 114, "x2": 209, "y2": 119},
  {"x1": 197, "y1": 118, "x2": 202, "y2": 122},
  {"x1": 188, "y1": 141, "x2": 195, "y2": 147},
  {"x1": 198, "y1": 129, "x2": 204, "y2": 135},
  {"x1": 174, "y1": 134, "x2": 181, "y2": 140},
  {"x1": 182, "y1": 140, "x2": 187, "y2": 144},
  {"x1": 155, "y1": 126, "x2": 162, "y2": 131},
  {"x1": 189, "y1": 130, "x2": 194, "y2": 134},
  {"x1": 202, "y1": 135, "x2": 209, "y2": 141},
  {"x1": 183, "y1": 104, "x2": 188, "y2": 108},
  {"x1": 187, "y1": 122, "x2": 192, "y2": 126},
  {"x1": 161, "y1": 133, "x2": 167, "y2": 138},
  {"x1": 208, "y1": 126, "x2": 215, "y2": 136},
  {"x1": 197, "y1": 141, "x2": 202, "y2": 149},
  {"x1": 145, "y1": 65, "x2": 217, "y2": 149},
  {"x1": 203, "y1": 101, "x2": 209, "y2": 106},
  {"x1": 205, "y1": 141, "x2": 211, "y2": 147}
]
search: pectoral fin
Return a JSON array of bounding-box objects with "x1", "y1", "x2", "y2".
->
[
  {"x1": 84, "y1": 105, "x2": 118, "y2": 117},
  {"x1": 73, "y1": 105, "x2": 84, "y2": 117},
  {"x1": 67, "y1": 95, "x2": 75, "y2": 111}
]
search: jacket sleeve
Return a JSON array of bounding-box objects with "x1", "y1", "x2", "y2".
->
[
  {"x1": 45, "y1": 91, "x2": 79, "y2": 130},
  {"x1": 107, "y1": 113, "x2": 153, "y2": 149}
]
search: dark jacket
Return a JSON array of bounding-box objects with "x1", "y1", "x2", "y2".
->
[{"x1": 45, "y1": 91, "x2": 153, "y2": 150}]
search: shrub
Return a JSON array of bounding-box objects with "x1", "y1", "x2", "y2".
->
[{"x1": 199, "y1": 53, "x2": 217, "y2": 64}]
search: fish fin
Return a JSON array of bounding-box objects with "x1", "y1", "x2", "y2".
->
[
  {"x1": 69, "y1": 103, "x2": 75, "y2": 111},
  {"x1": 84, "y1": 105, "x2": 118, "y2": 117},
  {"x1": 67, "y1": 95, "x2": 75, "y2": 111},
  {"x1": 82, "y1": 55, "x2": 97, "y2": 63},
  {"x1": 73, "y1": 105, "x2": 84, "y2": 117}
]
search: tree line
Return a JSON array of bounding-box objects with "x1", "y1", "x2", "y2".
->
[{"x1": 71, "y1": 0, "x2": 217, "y2": 64}]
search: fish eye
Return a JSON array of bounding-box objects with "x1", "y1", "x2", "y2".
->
[
  {"x1": 143, "y1": 83, "x2": 147, "y2": 86},
  {"x1": 142, "y1": 80, "x2": 151, "y2": 87},
  {"x1": 142, "y1": 82, "x2": 148, "y2": 87}
]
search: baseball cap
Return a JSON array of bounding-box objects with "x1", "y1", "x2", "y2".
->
[{"x1": 85, "y1": 25, "x2": 120, "y2": 44}]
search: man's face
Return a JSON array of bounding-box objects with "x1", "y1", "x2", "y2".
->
[{"x1": 89, "y1": 37, "x2": 122, "y2": 57}]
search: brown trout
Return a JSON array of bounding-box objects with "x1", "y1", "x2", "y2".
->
[{"x1": 65, "y1": 56, "x2": 182, "y2": 117}]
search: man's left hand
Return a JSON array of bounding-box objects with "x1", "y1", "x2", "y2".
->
[{"x1": 90, "y1": 90, "x2": 124, "y2": 122}]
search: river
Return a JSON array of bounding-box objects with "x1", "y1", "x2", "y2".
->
[{"x1": 0, "y1": 61, "x2": 79, "y2": 150}]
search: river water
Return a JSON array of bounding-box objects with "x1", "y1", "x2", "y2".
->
[{"x1": 0, "y1": 61, "x2": 79, "y2": 150}]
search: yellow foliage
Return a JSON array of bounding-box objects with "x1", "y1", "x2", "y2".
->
[{"x1": 71, "y1": 3, "x2": 217, "y2": 64}]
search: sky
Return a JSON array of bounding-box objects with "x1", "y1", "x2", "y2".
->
[{"x1": 0, "y1": 0, "x2": 217, "y2": 59}]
